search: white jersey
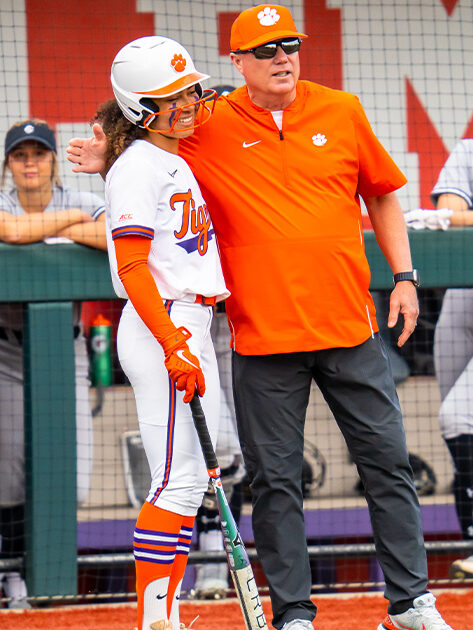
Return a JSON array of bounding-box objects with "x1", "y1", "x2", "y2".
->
[
  {"x1": 0, "y1": 185, "x2": 105, "y2": 330},
  {"x1": 431, "y1": 138, "x2": 473, "y2": 208},
  {"x1": 105, "y1": 139, "x2": 229, "y2": 302}
]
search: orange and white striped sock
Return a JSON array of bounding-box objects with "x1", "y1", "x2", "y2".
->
[
  {"x1": 133, "y1": 502, "x2": 194, "y2": 630},
  {"x1": 168, "y1": 515, "x2": 195, "y2": 630}
]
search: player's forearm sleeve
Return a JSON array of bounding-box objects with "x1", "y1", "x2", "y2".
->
[{"x1": 114, "y1": 235, "x2": 177, "y2": 342}]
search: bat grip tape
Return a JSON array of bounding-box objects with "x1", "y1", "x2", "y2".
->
[{"x1": 190, "y1": 392, "x2": 219, "y2": 471}]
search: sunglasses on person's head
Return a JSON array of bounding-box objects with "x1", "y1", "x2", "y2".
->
[{"x1": 234, "y1": 38, "x2": 301, "y2": 60}]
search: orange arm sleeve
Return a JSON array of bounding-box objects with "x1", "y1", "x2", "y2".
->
[{"x1": 114, "y1": 235, "x2": 178, "y2": 343}]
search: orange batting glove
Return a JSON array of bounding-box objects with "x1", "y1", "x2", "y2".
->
[{"x1": 161, "y1": 326, "x2": 205, "y2": 403}]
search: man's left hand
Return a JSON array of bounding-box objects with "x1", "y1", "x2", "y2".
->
[{"x1": 387, "y1": 282, "x2": 419, "y2": 347}]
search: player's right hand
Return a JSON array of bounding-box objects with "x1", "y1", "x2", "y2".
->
[
  {"x1": 161, "y1": 327, "x2": 206, "y2": 402},
  {"x1": 66, "y1": 123, "x2": 107, "y2": 174}
]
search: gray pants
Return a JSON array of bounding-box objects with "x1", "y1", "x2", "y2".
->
[
  {"x1": 232, "y1": 334, "x2": 427, "y2": 629},
  {"x1": 0, "y1": 333, "x2": 93, "y2": 507},
  {"x1": 433, "y1": 289, "x2": 473, "y2": 541},
  {"x1": 434, "y1": 288, "x2": 473, "y2": 439}
]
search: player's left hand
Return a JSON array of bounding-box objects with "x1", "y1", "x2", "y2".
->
[
  {"x1": 387, "y1": 282, "x2": 419, "y2": 347},
  {"x1": 165, "y1": 345, "x2": 206, "y2": 403}
]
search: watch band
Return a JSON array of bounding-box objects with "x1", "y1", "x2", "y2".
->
[{"x1": 393, "y1": 270, "x2": 420, "y2": 288}]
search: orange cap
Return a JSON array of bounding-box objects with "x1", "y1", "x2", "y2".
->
[
  {"x1": 91, "y1": 313, "x2": 111, "y2": 326},
  {"x1": 230, "y1": 4, "x2": 307, "y2": 52}
]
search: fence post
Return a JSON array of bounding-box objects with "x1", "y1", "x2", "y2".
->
[{"x1": 23, "y1": 301, "x2": 77, "y2": 598}]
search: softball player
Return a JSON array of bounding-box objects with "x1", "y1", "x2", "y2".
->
[
  {"x1": 431, "y1": 138, "x2": 473, "y2": 580},
  {"x1": 0, "y1": 119, "x2": 105, "y2": 607},
  {"x1": 97, "y1": 37, "x2": 229, "y2": 630}
]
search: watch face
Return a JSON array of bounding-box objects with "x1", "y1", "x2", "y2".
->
[{"x1": 410, "y1": 270, "x2": 420, "y2": 286}]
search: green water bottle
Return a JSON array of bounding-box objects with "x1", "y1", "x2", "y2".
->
[{"x1": 90, "y1": 314, "x2": 112, "y2": 386}]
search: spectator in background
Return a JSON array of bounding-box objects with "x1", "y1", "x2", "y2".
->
[
  {"x1": 0, "y1": 119, "x2": 106, "y2": 607},
  {"x1": 431, "y1": 138, "x2": 473, "y2": 580}
]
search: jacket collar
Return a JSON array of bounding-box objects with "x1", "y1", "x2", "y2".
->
[{"x1": 230, "y1": 81, "x2": 308, "y2": 116}]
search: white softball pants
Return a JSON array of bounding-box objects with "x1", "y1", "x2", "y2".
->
[{"x1": 117, "y1": 299, "x2": 220, "y2": 517}]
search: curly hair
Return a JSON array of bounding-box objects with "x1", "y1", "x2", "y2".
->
[{"x1": 92, "y1": 100, "x2": 147, "y2": 172}]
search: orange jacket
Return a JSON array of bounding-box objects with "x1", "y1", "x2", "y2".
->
[{"x1": 180, "y1": 81, "x2": 407, "y2": 355}]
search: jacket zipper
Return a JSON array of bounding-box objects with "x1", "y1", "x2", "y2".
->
[{"x1": 279, "y1": 129, "x2": 289, "y2": 185}]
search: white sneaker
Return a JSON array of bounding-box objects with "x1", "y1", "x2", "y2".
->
[
  {"x1": 192, "y1": 575, "x2": 227, "y2": 600},
  {"x1": 2, "y1": 572, "x2": 32, "y2": 609},
  {"x1": 449, "y1": 554, "x2": 473, "y2": 579},
  {"x1": 192, "y1": 530, "x2": 228, "y2": 600},
  {"x1": 378, "y1": 593, "x2": 454, "y2": 630},
  {"x1": 281, "y1": 621, "x2": 313, "y2": 630}
]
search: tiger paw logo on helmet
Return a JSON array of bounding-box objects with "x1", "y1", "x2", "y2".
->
[
  {"x1": 171, "y1": 53, "x2": 186, "y2": 73},
  {"x1": 258, "y1": 6, "x2": 280, "y2": 26}
]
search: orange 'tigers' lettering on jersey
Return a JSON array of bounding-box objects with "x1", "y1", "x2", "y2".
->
[{"x1": 171, "y1": 189, "x2": 211, "y2": 255}]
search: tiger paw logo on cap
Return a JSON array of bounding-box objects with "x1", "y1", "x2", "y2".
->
[
  {"x1": 258, "y1": 6, "x2": 280, "y2": 26},
  {"x1": 171, "y1": 53, "x2": 186, "y2": 72},
  {"x1": 230, "y1": 4, "x2": 307, "y2": 54}
]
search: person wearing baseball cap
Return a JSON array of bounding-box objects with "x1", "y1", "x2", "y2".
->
[
  {"x1": 1, "y1": 120, "x2": 60, "y2": 193},
  {"x1": 1, "y1": 118, "x2": 105, "y2": 245},
  {"x1": 0, "y1": 119, "x2": 106, "y2": 607},
  {"x1": 68, "y1": 5, "x2": 455, "y2": 630},
  {"x1": 230, "y1": 4, "x2": 307, "y2": 52},
  {"x1": 4, "y1": 120, "x2": 57, "y2": 156}
]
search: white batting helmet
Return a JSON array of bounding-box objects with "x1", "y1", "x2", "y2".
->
[{"x1": 111, "y1": 36, "x2": 210, "y2": 127}]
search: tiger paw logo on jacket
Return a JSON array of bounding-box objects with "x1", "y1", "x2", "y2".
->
[{"x1": 312, "y1": 133, "x2": 327, "y2": 146}]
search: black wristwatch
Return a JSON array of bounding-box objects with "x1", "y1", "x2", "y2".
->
[{"x1": 393, "y1": 269, "x2": 420, "y2": 288}]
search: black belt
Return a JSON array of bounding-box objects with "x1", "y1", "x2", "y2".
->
[{"x1": 0, "y1": 325, "x2": 81, "y2": 346}]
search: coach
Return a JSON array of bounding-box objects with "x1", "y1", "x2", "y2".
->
[
  {"x1": 68, "y1": 4, "x2": 454, "y2": 630},
  {"x1": 181, "y1": 7, "x2": 439, "y2": 630}
]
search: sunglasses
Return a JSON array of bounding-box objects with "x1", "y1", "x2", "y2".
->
[{"x1": 235, "y1": 38, "x2": 301, "y2": 60}]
